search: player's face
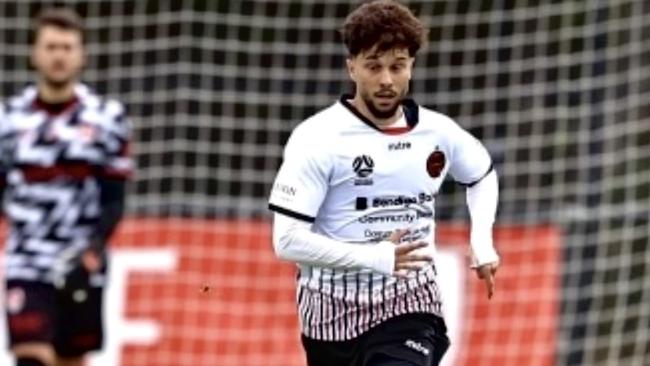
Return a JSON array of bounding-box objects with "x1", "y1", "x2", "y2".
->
[
  {"x1": 347, "y1": 47, "x2": 414, "y2": 119},
  {"x1": 31, "y1": 26, "x2": 85, "y2": 88}
]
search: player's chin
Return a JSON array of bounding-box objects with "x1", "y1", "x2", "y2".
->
[
  {"x1": 369, "y1": 105, "x2": 400, "y2": 120},
  {"x1": 374, "y1": 100, "x2": 400, "y2": 114},
  {"x1": 370, "y1": 95, "x2": 394, "y2": 107},
  {"x1": 43, "y1": 73, "x2": 76, "y2": 87}
]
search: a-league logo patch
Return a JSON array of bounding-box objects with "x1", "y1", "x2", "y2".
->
[
  {"x1": 352, "y1": 154, "x2": 375, "y2": 185},
  {"x1": 352, "y1": 155, "x2": 374, "y2": 178},
  {"x1": 6, "y1": 287, "x2": 26, "y2": 314},
  {"x1": 426, "y1": 147, "x2": 446, "y2": 178}
]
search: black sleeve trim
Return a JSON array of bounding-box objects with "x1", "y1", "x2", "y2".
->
[
  {"x1": 459, "y1": 164, "x2": 494, "y2": 187},
  {"x1": 268, "y1": 203, "x2": 315, "y2": 223}
]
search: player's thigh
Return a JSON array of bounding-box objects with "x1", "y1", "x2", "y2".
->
[
  {"x1": 56, "y1": 356, "x2": 84, "y2": 366},
  {"x1": 362, "y1": 313, "x2": 449, "y2": 366},
  {"x1": 301, "y1": 334, "x2": 360, "y2": 366},
  {"x1": 5, "y1": 281, "x2": 57, "y2": 350},
  {"x1": 364, "y1": 337, "x2": 446, "y2": 366},
  {"x1": 53, "y1": 286, "x2": 104, "y2": 358},
  {"x1": 366, "y1": 353, "x2": 417, "y2": 366},
  {"x1": 12, "y1": 342, "x2": 56, "y2": 365}
]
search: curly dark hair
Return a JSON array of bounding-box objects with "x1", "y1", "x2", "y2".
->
[{"x1": 340, "y1": 0, "x2": 427, "y2": 57}]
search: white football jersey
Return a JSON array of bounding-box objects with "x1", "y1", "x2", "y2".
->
[{"x1": 269, "y1": 96, "x2": 492, "y2": 340}]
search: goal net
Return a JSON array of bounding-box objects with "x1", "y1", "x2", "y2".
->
[{"x1": 0, "y1": 1, "x2": 648, "y2": 366}]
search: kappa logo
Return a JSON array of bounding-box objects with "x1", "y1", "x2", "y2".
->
[
  {"x1": 352, "y1": 155, "x2": 374, "y2": 185},
  {"x1": 404, "y1": 339, "x2": 430, "y2": 356}
]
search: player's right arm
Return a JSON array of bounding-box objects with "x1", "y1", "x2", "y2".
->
[
  {"x1": 0, "y1": 103, "x2": 9, "y2": 218},
  {"x1": 272, "y1": 213, "x2": 430, "y2": 276},
  {"x1": 269, "y1": 124, "x2": 429, "y2": 276}
]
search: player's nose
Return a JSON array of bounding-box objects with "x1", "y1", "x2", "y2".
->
[{"x1": 378, "y1": 69, "x2": 393, "y2": 86}]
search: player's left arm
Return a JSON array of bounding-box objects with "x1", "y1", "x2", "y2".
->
[
  {"x1": 447, "y1": 122, "x2": 500, "y2": 299},
  {"x1": 465, "y1": 169, "x2": 499, "y2": 299},
  {"x1": 84, "y1": 100, "x2": 133, "y2": 272}
]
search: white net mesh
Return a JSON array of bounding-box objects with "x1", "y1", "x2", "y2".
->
[{"x1": 0, "y1": 1, "x2": 649, "y2": 366}]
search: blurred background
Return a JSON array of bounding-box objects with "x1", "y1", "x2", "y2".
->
[{"x1": 0, "y1": 1, "x2": 649, "y2": 365}]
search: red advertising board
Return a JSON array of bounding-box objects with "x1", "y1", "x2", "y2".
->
[{"x1": 0, "y1": 219, "x2": 560, "y2": 366}]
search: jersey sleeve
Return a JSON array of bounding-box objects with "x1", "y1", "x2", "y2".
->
[
  {"x1": 100, "y1": 100, "x2": 133, "y2": 180},
  {"x1": 0, "y1": 103, "x2": 10, "y2": 186},
  {"x1": 268, "y1": 125, "x2": 330, "y2": 223},
  {"x1": 447, "y1": 122, "x2": 493, "y2": 185}
]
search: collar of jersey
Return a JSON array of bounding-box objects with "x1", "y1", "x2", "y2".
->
[
  {"x1": 339, "y1": 94, "x2": 419, "y2": 135},
  {"x1": 33, "y1": 95, "x2": 79, "y2": 115}
]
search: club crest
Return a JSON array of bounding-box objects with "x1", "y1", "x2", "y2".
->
[
  {"x1": 426, "y1": 148, "x2": 446, "y2": 178},
  {"x1": 6, "y1": 287, "x2": 25, "y2": 314}
]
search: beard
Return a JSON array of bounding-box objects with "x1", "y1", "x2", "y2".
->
[
  {"x1": 360, "y1": 88, "x2": 406, "y2": 120},
  {"x1": 42, "y1": 74, "x2": 76, "y2": 89},
  {"x1": 39, "y1": 62, "x2": 79, "y2": 90}
]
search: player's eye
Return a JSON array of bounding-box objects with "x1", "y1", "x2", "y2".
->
[
  {"x1": 365, "y1": 64, "x2": 381, "y2": 72},
  {"x1": 391, "y1": 64, "x2": 405, "y2": 72}
]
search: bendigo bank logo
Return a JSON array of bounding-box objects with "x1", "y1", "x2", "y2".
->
[
  {"x1": 352, "y1": 155, "x2": 374, "y2": 185},
  {"x1": 426, "y1": 147, "x2": 446, "y2": 178}
]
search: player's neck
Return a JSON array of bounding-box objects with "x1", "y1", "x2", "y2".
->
[
  {"x1": 36, "y1": 80, "x2": 76, "y2": 104},
  {"x1": 351, "y1": 95, "x2": 403, "y2": 129}
]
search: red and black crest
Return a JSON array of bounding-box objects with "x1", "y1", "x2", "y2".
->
[{"x1": 426, "y1": 149, "x2": 446, "y2": 178}]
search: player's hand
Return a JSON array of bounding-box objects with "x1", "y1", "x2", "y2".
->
[
  {"x1": 476, "y1": 261, "x2": 498, "y2": 299},
  {"x1": 388, "y1": 229, "x2": 432, "y2": 277},
  {"x1": 53, "y1": 247, "x2": 103, "y2": 291}
]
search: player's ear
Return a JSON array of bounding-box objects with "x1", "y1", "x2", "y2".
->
[
  {"x1": 81, "y1": 47, "x2": 88, "y2": 67},
  {"x1": 346, "y1": 57, "x2": 357, "y2": 82},
  {"x1": 405, "y1": 57, "x2": 415, "y2": 78},
  {"x1": 29, "y1": 44, "x2": 38, "y2": 69}
]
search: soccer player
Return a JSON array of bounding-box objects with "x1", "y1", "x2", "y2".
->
[
  {"x1": 268, "y1": 1, "x2": 499, "y2": 365},
  {"x1": 0, "y1": 8, "x2": 132, "y2": 366}
]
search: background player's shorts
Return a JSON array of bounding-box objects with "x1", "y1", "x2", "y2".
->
[
  {"x1": 302, "y1": 313, "x2": 449, "y2": 366},
  {"x1": 4, "y1": 280, "x2": 104, "y2": 357}
]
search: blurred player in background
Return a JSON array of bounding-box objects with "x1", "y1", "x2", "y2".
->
[
  {"x1": 0, "y1": 8, "x2": 132, "y2": 366},
  {"x1": 269, "y1": 1, "x2": 499, "y2": 365}
]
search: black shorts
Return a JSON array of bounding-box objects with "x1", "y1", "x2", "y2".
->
[
  {"x1": 4, "y1": 280, "x2": 104, "y2": 357},
  {"x1": 302, "y1": 313, "x2": 450, "y2": 366}
]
